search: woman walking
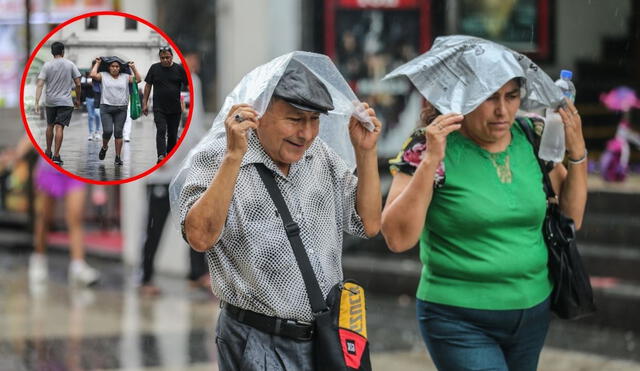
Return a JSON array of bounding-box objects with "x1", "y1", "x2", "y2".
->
[
  {"x1": 90, "y1": 56, "x2": 141, "y2": 166},
  {"x1": 381, "y1": 36, "x2": 588, "y2": 371}
]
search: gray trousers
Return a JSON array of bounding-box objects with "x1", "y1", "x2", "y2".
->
[
  {"x1": 216, "y1": 309, "x2": 314, "y2": 371},
  {"x1": 100, "y1": 104, "x2": 127, "y2": 139}
]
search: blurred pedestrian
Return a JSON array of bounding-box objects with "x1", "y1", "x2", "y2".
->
[
  {"x1": 30, "y1": 158, "x2": 100, "y2": 286},
  {"x1": 80, "y1": 70, "x2": 100, "y2": 141},
  {"x1": 381, "y1": 36, "x2": 588, "y2": 371},
  {"x1": 34, "y1": 41, "x2": 81, "y2": 166},
  {"x1": 142, "y1": 46, "x2": 188, "y2": 163},
  {"x1": 172, "y1": 52, "x2": 382, "y2": 370},
  {"x1": 138, "y1": 49, "x2": 209, "y2": 297},
  {"x1": 90, "y1": 56, "x2": 141, "y2": 166},
  {"x1": 91, "y1": 70, "x2": 103, "y2": 140},
  {"x1": 2, "y1": 136, "x2": 100, "y2": 287}
]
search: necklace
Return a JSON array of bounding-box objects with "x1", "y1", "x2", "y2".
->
[{"x1": 488, "y1": 153, "x2": 512, "y2": 183}]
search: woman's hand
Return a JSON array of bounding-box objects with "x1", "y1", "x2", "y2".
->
[
  {"x1": 558, "y1": 98, "x2": 586, "y2": 160},
  {"x1": 423, "y1": 113, "x2": 463, "y2": 163}
]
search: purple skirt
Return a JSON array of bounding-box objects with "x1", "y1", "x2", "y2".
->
[{"x1": 35, "y1": 159, "x2": 85, "y2": 198}]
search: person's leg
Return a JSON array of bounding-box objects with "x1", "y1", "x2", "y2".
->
[
  {"x1": 139, "y1": 184, "x2": 170, "y2": 291},
  {"x1": 33, "y1": 190, "x2": 55, "y2": 255},
  {"x1": 53, "y1": 124, "x2": 64, "y2": 157},
  {"x1": 86, "y1": 98, "x2": 96, "y2": 137},
  {"x1": 100, "y1": 105, "x2": 114, "y2": 159},
  {"x1": 416, "y1": 299, "x2": 509, "y2": 371},
  {"x1": 44, "y1": 107, "x2": 56, "y2": 156},
  {"x1": 65, "y1": 186, "x2": 100, "y2": 286},
  {"x1": 113, "y1": 106, "x2": 127, "y2": 159},
  {"x1": 30, "y1": 190, "x2": 55, "y2": 283},
  {"x1": 188, "y1": 248, "x2": 209, "y2": 284},
  {"x1": 94, "y1": 107, "x2": 102, "y2": 137},
  {"x1": 166, "y1": 112, "x2": 181, "y2": 155},
  {"x1": 502, "y1": 297, "x2": 551, "y2": 371},
  {"x1": 45, "y1": 125, "x2": 54, "y2": 157},
  {"x1": 123, "y1": 105, "x2": 132, "y2": 141},
  {"x1": 64, "y1": 187, "x2": 87, "y2": 262},
  {"x1": 154, "y1": 111, "x2": 168, "y2": 158}
]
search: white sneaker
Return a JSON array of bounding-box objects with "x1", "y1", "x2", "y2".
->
[
  {"x1": 69, "y1": 260, "x2": 100, "y2": 287},
  {"x1": 88, "y1": 134, "x2": 93, "y2": 141},
  {"x1": 29, "y1": 253, "x2": 48, "y2": 284},
  {"x1": 94, "y1": 133, "x2": 102, "y2": 141}
]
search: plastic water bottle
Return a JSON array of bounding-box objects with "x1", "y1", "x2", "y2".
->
[{"x1": 539, "y1": 70, "x2": 576, "y2": 162}]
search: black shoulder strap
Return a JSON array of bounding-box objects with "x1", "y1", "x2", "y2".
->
[
  {"x1": 516, "y1": 117, "x2": 556, "y2": 199},
  {"x1": 254, "y1": 163, "x2": 328, "y2": 314}
]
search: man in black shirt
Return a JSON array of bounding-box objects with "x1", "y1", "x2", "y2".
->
[{"x1": 142, "y1": 46, "x2": 189, "y2": 163}]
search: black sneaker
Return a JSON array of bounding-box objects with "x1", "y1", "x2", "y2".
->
[
  {"x1": 114, "y1": 156, "x2": 123, "y2": 166},
  {"x1": 52, "y1": 155, "x2": 63, "y2": 165},
  {"x1": 44, "y1": 150, "x2": 52, "y2": 159},
  {"x1": 99, "y1": 146, "x2": 108, "y2": 160},
  {"x1": 156, "y1": 155, "x2": 165, "y2": 164}
]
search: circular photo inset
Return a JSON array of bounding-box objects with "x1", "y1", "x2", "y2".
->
[{"x1": 21, "y1": 11, "x2": 193, "y2": 184}]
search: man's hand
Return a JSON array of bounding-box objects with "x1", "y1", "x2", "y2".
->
[
  {"x1": 224, "y1": 104, "x2": 260, "y2": 159},
  {"x1": 74, "y1": 98, "x2": 81, "y2": 109},
  {"x1": 142, "y1": 104, "x2": 149, "y2": 116},
  {"x1": 349, "y1": 102, "x2": 383, "y2": 152},
  {"x1": 34, "y1": 104, "x2": 40, "y2": 115}
]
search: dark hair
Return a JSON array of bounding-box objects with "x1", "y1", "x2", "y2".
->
[
  {"x1": 419, "y1": 100, "x2": 441, "y2": 127},
  {"x1": 159, "y1": 46, "x2": 173, "y2": 55},
  {"x1": 51, "y1": 42, "x2": 64, "y2": 56}
]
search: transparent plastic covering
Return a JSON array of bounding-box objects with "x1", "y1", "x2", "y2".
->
[
  {"x1": 169, "y1": 51, "x2": 372, "y2": 226},
  {"x1": 383, "y1": 35, "x2": 565, "y2": 115}
]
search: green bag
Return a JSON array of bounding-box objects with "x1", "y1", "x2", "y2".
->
[{"x1": 130, "y1": 75, "x2": 142, "y2": 120}]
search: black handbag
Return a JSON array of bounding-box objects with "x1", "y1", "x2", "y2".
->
[
  {"x1": 255, "y1": 163, "x2": 372, "y2": 371},
  {"x1": 517, "y1": 118, "x2": 597, "y2": 320}
]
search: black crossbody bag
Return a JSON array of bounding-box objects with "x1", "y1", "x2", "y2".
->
[
  {"x1": 255, "y1": 163, "x2": 372, "y2": 371},
  {"x1": 517, "y1": 118, "x2": 597, "y2": 320}
]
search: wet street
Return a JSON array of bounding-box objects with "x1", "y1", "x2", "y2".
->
[
  {"x1": 1, "y1": 248, "x2": 639, "y2": 371},
  {"x1": 25, "y1": 110, "x2": 160, "y2": 182}
]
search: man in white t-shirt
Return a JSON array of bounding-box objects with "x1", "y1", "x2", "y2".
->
[{"x1": 35, "y1": 42, "x2": 82, "y2": 166}]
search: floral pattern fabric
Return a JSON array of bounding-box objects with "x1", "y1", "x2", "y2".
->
[{"x1": 388, "y1": 127, "x2": 446, "y2": 188}]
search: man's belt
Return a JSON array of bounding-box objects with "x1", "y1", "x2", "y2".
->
[{"x1": 223, "y1": 302, "x2": 314, "y2": 341}]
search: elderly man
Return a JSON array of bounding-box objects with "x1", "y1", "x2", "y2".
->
[
  {"x1": 175, "y1": 54, "x2": 382, "y2": 370},
  {"x1": 35, "y1": 41, "x2": 81, "y2": 165},
  {"x1": 142, "y1": 46, "x2": 188, "y2": 163}
]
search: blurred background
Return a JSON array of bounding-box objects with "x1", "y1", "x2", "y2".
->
[{"x1": 0, "y1": 0, "x2": 639, "y2": 370}]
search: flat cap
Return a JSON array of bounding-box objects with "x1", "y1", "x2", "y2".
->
[{"x1": 273, "y1": 59, "x2": 334, "y2": 114}]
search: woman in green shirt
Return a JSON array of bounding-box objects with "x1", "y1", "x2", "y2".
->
[{"x1": 380, "y1": 41, "x2": 588, "y2": 370}]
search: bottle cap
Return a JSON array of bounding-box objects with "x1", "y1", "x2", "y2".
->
[{"x1": 560, "y1": 69, "x2": 573, "y2": 80}]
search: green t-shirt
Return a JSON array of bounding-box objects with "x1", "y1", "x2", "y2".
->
[{"x1": 389, "y1": 120, "x2": 552, "y2": 310}]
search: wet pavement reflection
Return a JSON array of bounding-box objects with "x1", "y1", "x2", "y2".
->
[{"x1": 1, "y1": 248, "x2": 639, "y2": 370}]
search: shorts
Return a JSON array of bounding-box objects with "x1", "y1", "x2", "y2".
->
[
  {"x1": 34, "y1": 159, "x2": 84, "y2": 198},
  {"x1": 45, "y1": 106, "x2": 74, "y2": 127}
]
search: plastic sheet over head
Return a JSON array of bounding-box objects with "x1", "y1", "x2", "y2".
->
[
  {"x1": 383, "y1": 35, "x2": 565, "y2": 115},
  {"x1": 169, "y1": 51, "x2": 372, "y2": 226}
]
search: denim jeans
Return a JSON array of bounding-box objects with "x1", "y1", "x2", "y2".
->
[
  {"x1": 85, "y1": 98, "x2": 98, "y2": 134},
  {"x1": 417, "y1": 297, "x2": 550, "y2": 371}
]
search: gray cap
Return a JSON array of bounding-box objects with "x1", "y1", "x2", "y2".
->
[{"x1": 273, "y1": 59, "x2": 334, "y2": 114}]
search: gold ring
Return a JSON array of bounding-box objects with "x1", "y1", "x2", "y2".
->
[{"x1": 572, "y1": 110, "x2": 579, "y2": 115}]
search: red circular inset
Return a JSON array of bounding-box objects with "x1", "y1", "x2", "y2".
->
[{"x1": 20, "y1": 11, "x2": 194, "y2": 185}]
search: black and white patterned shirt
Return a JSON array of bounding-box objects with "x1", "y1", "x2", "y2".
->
[{"x1": 178, "y1": 132, "x2": 366, "y2": 321}]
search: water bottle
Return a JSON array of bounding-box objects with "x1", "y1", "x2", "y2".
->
[{"x1": 539, "y1": 70, "x2": 576, "y2": 162}]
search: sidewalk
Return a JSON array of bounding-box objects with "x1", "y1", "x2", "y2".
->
[
  {"x1": 26, "y1": 110, "x2": 159, "y2": 181},
  {"x1": 1, "y1": 245, "x2": 639, "y2": 370}
]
